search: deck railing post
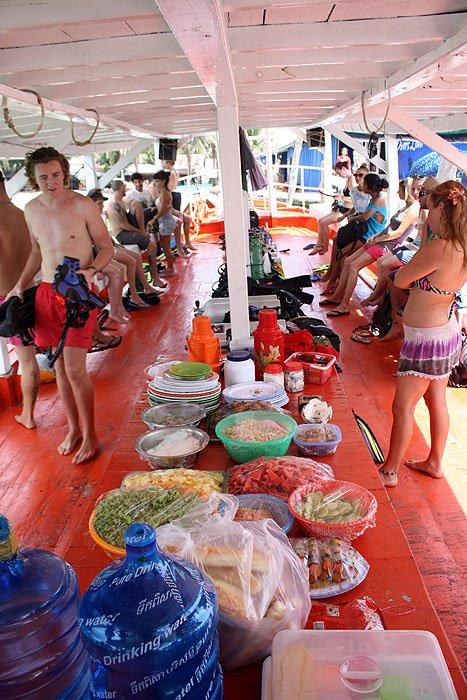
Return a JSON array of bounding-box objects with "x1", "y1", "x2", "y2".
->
[
  {"x1": 265, "y1": 128, "x2": 277, "y2": 217},
  {"x1": 322, "y1": 129, "x2": 333, "y2": 201},
  {"x1": 217, "y1": 104, "x2": 250, "y2": 341},
  {"x1": 385, "y1": 135, "x2": 400, "y2": 217}
]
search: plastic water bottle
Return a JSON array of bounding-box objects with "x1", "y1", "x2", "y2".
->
[
  {"x1": 0, "y1": 515, "x2": 90, "y2": 699},
  {"x1": 78, "y1": 522, "x2": 223, "y2": 699}
]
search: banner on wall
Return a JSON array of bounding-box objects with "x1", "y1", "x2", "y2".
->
[{"x1": 398, "y1": 137, "x2": 467, "y2": 183}]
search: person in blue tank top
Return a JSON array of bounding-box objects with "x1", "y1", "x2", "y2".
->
[{"x1": 321, "y1": 173, "x2": 388, "y2": 301}]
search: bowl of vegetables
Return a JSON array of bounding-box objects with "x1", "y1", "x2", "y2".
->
[
  {"x1": 89, "y1": 486, "x2": 203, "y2": 558},
  {"x1": 288, "y1": 479, "x2": 377, "y2": 540},
  {"x1": 135, "y1": 427, "x2": 209, "y2": 469},
  {"x1": 215, "y1": 410, "x2": 297, "y2": 463},
  {"x1": 141, "y1": 403, "x2": 206, "y2": 430},
  {"x1": 235, "y1": 493, "x2": 293, "y2": 533}
]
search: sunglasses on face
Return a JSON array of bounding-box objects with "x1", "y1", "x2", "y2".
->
[
  {"x1": 355, "y1": 173, "x2": 365, "y2": 178},
  {"x1": 419, "y1": 190, "x2": 429, "y2": 196}
]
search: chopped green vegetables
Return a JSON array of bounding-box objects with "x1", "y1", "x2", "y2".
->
[{"x1": 92, "y1": 487, "x2": 200, "y2": 548}]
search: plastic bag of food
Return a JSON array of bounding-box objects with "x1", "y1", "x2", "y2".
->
[
  {"x1": 228, "y1": 455, "x2": 333, "y2": 500},
  {"x1": 121, "y1": 469, "x2": 227, "y2": 498},
  {"x1": 308, "y1": 597, "x2": 385, "y2": 630},
  {"x1": 158, "y1": 515, "x2": 310, "y2": 669},
  {"x1": 290, "y1": 538, "x2": 369, "y2": 597},
  {"x1": 289, "y1": 479, "x2": 377, "y2": 540},
  {"x1": 90, "y1": 488, "x2": 234, "y2": 555}
]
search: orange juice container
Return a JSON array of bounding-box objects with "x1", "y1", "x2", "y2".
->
[{"x1": 187, "y1": 315, "x2": 222, "y2": 372}]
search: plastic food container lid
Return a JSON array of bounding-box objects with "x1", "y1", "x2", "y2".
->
[
  {"x1": 264, "y1": 363, "x2": 283, "y2": 374},
  {"x1": 340, "y1": 656, "x2": 383, "y2": 694},
  {"x1": 285, "y1": 361, "x2": 303, "y2": 372},
  {"x1": 226, "y1": 349, "x2": 251, "y2": 362}
]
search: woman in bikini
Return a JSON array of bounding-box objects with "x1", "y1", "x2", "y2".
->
[
  {"x1": 153, "y1": 170, "x2": 180, "y2": 276},
  {"x1": 379, "y1": 181, "x2": 467, "y2": 487}
]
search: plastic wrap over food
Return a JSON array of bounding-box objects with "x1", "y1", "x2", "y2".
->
[
  {"x1": 157, "y1": 515, "x2": 310, "y2": 670},
  {"x1": 228, "y1": 455, "x2": 334, "y2": 500},
  {"x1": 290, "y1": 537, "x2": 369, "y2": 598},
  {"x1": 289, "y1": 480, "x2": 378, "y2": 540},
  {"x1": 91, "y1": 488, "x2": 232, "y2": 553},
  {"x1": 121, "y1": 469, "x2": 227, "y2": 498}
]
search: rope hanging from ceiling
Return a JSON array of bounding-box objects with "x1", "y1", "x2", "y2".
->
[
  {"x1": 2, "y1": 89, "x2": 45, "y2": 139},
  {"x1": 70, "y1": 108, "x2": 100, "y2": 146},
  {"x1": 361, "y1": 85, "x2": 391, "y2": 166}
]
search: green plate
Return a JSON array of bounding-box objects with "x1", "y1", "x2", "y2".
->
[{"x1": 169, "y1": 362, "x2": 211, "y2": 379}]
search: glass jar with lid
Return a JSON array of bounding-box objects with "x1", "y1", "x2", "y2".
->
[
  {"x1": 263, "y1": 363, "x2": 285, "y2": 388},
  {"x1": 284, "y1": 361, "x2": 304, "y2": 393}
]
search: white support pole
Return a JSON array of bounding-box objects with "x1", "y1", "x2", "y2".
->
[
  {"x1": 325, "y1": 124, "x2": 387, "y2": 172},
  {"x1": 83, "y1": 154, "x2": 98, "y2": 192},
  {"x1": 153, "y1": 139, "x2": 161, "y2": 171},
  {"x1": 217, "y1": 104, "x2": 250, "y2": 341},
  {"x1": 388, "y1": 107, "x2": 467, "y2": 172},
  {"x1": 385, "y1": 135, "x2": 400, "y2": 217},
  {"x1": 0, "y1": 338, "x2": 11, "y2": 376},
  {"x1": 265, "y1": 128, "x2": 277, "y2": 216},
  {"x1": 287, "y1": 139, "x2": 302, "y2": 207},
  {"x1": 322, "y1": 129, "x2": 333, "y2": 199},
  {"x1": 97, "y1": 139, "x2": 151, "y2": 188}
]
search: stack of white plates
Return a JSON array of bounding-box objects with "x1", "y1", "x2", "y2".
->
[
  {"x1": 147, "y1": 370, "x2": 221, "y2": 414},
  {"x1": 222, "y1": 381, "x2": 289, "y2": 408}
]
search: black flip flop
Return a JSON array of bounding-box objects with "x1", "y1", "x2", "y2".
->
[
  {"x1": 89, "y1": 335, "x2": 122, "y2": 353},
  {"x1": 303, "y1": 242, "x2": 317, "y2": 250},
  {"x1": 319, "y1": 299, "x2": 339, "y2": 307},
  {"x1": 351, "y1": 332, "x2": 371, "y2": 344},
  {"x1": 327, "y1": 309, "x2": 350, "y2": 317}
]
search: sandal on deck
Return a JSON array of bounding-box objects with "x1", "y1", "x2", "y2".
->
[
  {"x1": 327, "y1": 309, "x2": 350, "y2": 317},
  {"x1": 319, "y1": 299, "x2": 339, "y2": 307},
  {"x1": 351, "y1": 332, "x2": 371, "y2": 344},
  {"x1": 89, "y1": 335, "x2": 122, "y2": 353},
  {"x1": 378, "y1": 467, "x2": 398, "y2": 487}
]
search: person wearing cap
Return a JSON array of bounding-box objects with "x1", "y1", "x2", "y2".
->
[{"x1": 0, "y1": 169, "x2": 39, "y2": 429}]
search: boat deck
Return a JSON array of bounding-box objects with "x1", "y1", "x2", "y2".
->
[{"x1": 0, "y1": 231, "x2": 465, "y2": 697}]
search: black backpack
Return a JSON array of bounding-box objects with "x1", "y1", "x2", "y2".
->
[{"x1": 371, "y1": 290, "x2": 393, "y2": 338}]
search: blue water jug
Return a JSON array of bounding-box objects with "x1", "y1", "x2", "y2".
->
[
  {"x1": 78, "y1": 522, "x2": 223, "y2": 699},
  {"x1": 0, "y1": 515, "x2": 91, "y2": 699}
]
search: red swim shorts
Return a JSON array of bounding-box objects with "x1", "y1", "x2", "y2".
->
[
  {"x1": 0, "y1": 294, "x2": 29, "y2": 347},
  {"x1": 34, "y1": 282, "x2": 98, "y2": 350}
]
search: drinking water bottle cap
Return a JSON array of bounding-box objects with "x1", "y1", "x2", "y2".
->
[
  {"x1": 0, "y1": 514, "x2": 18, "y2": 561},
  {"x1": 124, "y1": 523, "x2": 156, "y2": 550}
]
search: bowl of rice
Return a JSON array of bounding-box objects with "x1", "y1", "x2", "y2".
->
[
  {"x1": 215, "y1": 410, "x2": 297, "y2": 463},
  {"x1": 135, "y1": 427, "x2": 209, "y2": 469}
]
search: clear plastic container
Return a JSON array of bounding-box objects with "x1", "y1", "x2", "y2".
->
[
  {"x1": 263, "y1": 363, "x2": 285, "y2": 388},
  {"x1": 0, "y1": 515, "x2": 90, "y2": 699},
  {"x1": 263, "y1": 630, "x2": 458, "y2": 700},
  {"x1": 293, "y1": 423, "x2": 342, "y2": 456},
  {"x1": 79, "y1": 522, "x2": 223, "y2": 699},
  {"x1": 284, "y1": 361, "x2": 304, "y2": 393}
]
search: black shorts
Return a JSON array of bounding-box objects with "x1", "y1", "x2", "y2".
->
[
  {"x1": 332, "y1": 203, "x2": 351, "y2": 215},
  {"x1": 116, "y1": 230, "x2": 149, "y2": 250},
  {"x1": 171, "y1": 191, "x2": 182, "y2": 212}
]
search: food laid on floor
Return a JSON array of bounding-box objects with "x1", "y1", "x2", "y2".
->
[
  {"x1": 290, "y1": 537, "x2": 369, "y2": 598},
  {"x1": 121, "y1": 468, "x2": 227, "y2": 497},
  {"x1": 293, "y1": 422, "x2": 342, "y2": 456},
  {"x1": 234, "y1": 493, "x2": 294, "y2": 533},
  {"x1": 288, "y1": 480, "x2": 378, "y2": 540},
  {"x1": 141, "y1": 401, "x2": 206, "y2": 429},
  {"x1": 215, "y1": 410, "x2": 297, "y2": 462},
  {"x1": 135, "y1": 426, "x2": 210, "y2": 468},
  {"x1": 223, "y1": 417, "x2": 288, "y2": 442},
  {"x1": 228, "y1": 455, "x2": 334, "y2": 500},
  {"x1": 89, "y1": 486, "x2": 203, "y2": 552}
]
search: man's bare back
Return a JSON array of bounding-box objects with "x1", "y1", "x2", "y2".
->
[
  {"x1": 0, "y1": 201, "x2": 33, "y2": 295},
  {"x1": 25, "y1": 190, "x2": 96, "y2": 282}
]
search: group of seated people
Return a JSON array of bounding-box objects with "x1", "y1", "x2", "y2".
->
[
  {"x1": 311, "y1": 165, "x2": 462, "y2": 341},
  {"x1": 85, "y1": 165, "x2": 197, "y2": 330}
]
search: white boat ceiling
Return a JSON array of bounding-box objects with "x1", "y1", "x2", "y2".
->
[{"x1": 0, "y1": 0, "x2": 465, "y2": 153}]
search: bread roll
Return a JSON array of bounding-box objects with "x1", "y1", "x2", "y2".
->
[
  {"x1": 206, "y1": 566, "x2": 262, "y2": 595},
  {"x1": 194, "y1": 544, "x2": 268, "y2": 572}
]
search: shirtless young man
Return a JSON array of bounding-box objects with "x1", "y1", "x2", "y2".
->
[
  {"x1": 0, "y1": 170, "x2": 39, "y2": 429},
  {"x1": 107, "y1": 180, "x2": 167, "y2": 287},
  {"x1": 6, "y1": 147, "x2": 114, "y2": 464}
]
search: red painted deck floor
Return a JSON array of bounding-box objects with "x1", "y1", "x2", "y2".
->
[{"x1": 0, "y1": 231, "x2": 465, "y2": 697}]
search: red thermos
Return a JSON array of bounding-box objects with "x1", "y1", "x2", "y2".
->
[{"x1": 253, "y1": 308, "x2": 285, "y2": 378}]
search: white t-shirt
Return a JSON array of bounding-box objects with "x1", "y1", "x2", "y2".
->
[
  {"x1": 125, "y1": 188, "x2": 152, "y2": 208},
  {"x1": 350, "y1": 187, "x2": 371, "y2": 213}
]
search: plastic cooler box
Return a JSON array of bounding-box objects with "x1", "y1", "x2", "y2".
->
[{"x1": 261, "y1": 630, "x2": 458, "y2": 699}]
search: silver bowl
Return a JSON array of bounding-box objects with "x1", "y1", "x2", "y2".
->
[
  {"x1": 141, "y1": 403, "x2": 206, "y2": 430},
  {"x1": 135, "y1": 427, "x2": 209, "y2": 470}
]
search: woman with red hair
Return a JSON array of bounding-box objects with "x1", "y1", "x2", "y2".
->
[{"x1": 379, "y1": 181, "x2": 467, "y2": 487}]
